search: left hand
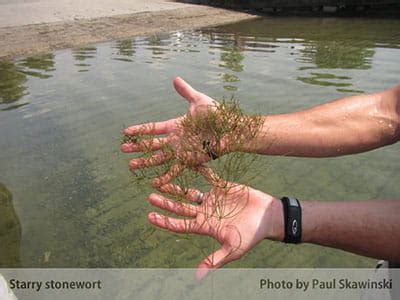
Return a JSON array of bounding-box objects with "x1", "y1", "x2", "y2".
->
[{"x1": 147, "y1": 167, "x2": 283, "y2": 280}]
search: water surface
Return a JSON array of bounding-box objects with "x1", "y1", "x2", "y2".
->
[{"x1": 0, "y1": 17, "x2": 399, "y2": 268}]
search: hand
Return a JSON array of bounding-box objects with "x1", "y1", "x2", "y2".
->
[
  {"x1": 146, "y1": 167, "x2": 283, "y2": 280},
  {"x1": 121, "y1": 77, "x2": 219, "y2": 187}
]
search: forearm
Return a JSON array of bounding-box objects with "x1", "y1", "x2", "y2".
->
[
  {"x1": 267, "y1": 199, "x2": 400, "y2": 262},
  {"x1": 246, "y1": 86, "x2": 400, "y2": 157}
]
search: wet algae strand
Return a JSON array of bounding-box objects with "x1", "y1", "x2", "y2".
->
[{"x1": 122, "y1": 99, "x2": 264, "y2": 199}]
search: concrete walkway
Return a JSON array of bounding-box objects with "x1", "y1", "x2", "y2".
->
[{"x1": 0, "y1": 0, "x2": 196, "y2": 28}]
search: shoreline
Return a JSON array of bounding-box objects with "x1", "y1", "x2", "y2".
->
[{"x1": 0, "y1": 6, "x2": 257, "y2": 61}]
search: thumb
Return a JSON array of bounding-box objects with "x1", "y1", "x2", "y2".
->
[
  {"x1": 173, "y1": 77, "x2": 200, "y2": 104},
  {"x1": 196, "y1": 247, "x2": 233, "y2": 281}
]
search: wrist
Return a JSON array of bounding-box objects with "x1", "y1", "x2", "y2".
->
[
  {"x1": 238, "y1": 116, "x2": 270, "y2": 154},
  {"x1": 300, "y1": 201, "x2": 318, "y2": 244},
  {"x1": 263, "y1": 196, "x2": 284, "y2": 241}
]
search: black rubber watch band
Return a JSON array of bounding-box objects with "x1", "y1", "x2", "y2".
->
[{"x1": 281, "y1": 196, "x2": 302, "y2": 244}]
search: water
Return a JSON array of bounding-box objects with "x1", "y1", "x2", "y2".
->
[{"x1": 0, "y1": 17, "x2": 399, "y2": 268}]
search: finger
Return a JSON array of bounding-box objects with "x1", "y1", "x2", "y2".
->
[
  {"x1": 148, "y1": 193, "x2": 197, "y2": 218},
  {"x1": 151, "y1": 163, "x2": 184, "y2": 187},
  {"x1": 121, "y1": 137, "x2": 168, "y2": 153},
  {"x1": 124, "y1": 119, "x2": 176, "y2": 136},
  {"x1": 196, "y1": 248, "x2": 236, "y2": 280},
  {"x1": 148, "y1": 212, "x2": 203, "y2": 234},
  {"x1": 196, "y1": 166, "x2": 228, "y2": 187},
  {"x1": 129, "y1": 151, "x2": 172, "y2": 169},
  {"x1": 159, "y1": 183, "x2": 204, "y2": 203},
  {"x1": 173, "y1": 77, "x2": 201, "y2": 104}
]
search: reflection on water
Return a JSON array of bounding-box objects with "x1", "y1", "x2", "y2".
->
[
  {"x1": 213, "y1": 18, "x2": 399, "y2": 92},
  {"x1": 297, "y1": 40, "x2": 374, "y2": 91},
  {"x1": 0, "y1": 17, "x2": 399, "y2": 268},
  {"x1": 18, "y1": 54, "x2": 55, "y2": 79},
  {"x1": 112, "y1": 39, "x2": 136, "y2": 62},
  {"x1": 0, "y1": 102, "x2": 30, "y2": 111},
  {"x1": 0, "y1": 183, "x2": 21, "y2": 267},
  {"x1": 299, "y1": 41, "x2": 374, "y2": 70},
  {"x1": 297, "y1": 72, "x2": 352, "y2": 88},
  {"x1": 72, "y1": 46, "x2": 97, "y2": 72},
  {"x1": 218, "y1": 34, "x2": 245, "y2": 92},
  {"x1": 146, "y1": 34, "x2": 169, "y2": 60},
  {"x1": 220, "y1": 46, "x2": 244, "y2": 71},
  {"x1": 0, "y1": 54, "x2": 56, "y2": 111},
  {"x1": 0, "y1": 61, "x2": 27, "y2": 105}
]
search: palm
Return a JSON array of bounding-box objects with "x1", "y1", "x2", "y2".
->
[
  {"x1": 121, "y1": 77, "x2": 217, "y2": 186},
  {"x1": 147, "y1": 174, "x2": 276, "y2": 280},
  {"x1": 197, "y1": 184, "x2": 272, "y2": 259}
]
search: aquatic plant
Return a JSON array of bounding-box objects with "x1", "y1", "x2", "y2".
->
[
  {"x1": 123, "y1": 98, "x2": 263, "y2": 212},
  {"x1": 122, "y1": 98, "x2": 265, "y2": 267}
]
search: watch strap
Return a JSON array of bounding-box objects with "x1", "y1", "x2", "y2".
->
[{"x1": 281, "y1": 196, "x2": 302, "y2": 244}]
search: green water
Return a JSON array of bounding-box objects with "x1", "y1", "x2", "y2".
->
[{"x1": 0, "y1": 17, "x2": 399, "y2": 268}]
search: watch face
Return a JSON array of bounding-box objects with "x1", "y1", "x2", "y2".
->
[{"x1": 292, "y1": 219, "x2": 298, "y2": 235}]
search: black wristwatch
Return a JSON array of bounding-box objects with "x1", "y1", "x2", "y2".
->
[{"x1": 280, "y1": 196, "x2": 302, "y2": 244}]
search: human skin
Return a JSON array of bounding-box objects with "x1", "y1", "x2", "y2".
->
[
  {"x1": 148, "y1": 179, "x2": 400, "y2": 280},
  {"x1": 246, "y1": 84, "x2": 400, "y2": 157},
  {"x1": 121, "y1": 77, "x2": 219, "y2": 187},
  {"x1": 121, "y1": 78, "x2": 400, "y2": 277},
  {"x1": 122, "y1": 78, "x2": 400, "y2": 170}
]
